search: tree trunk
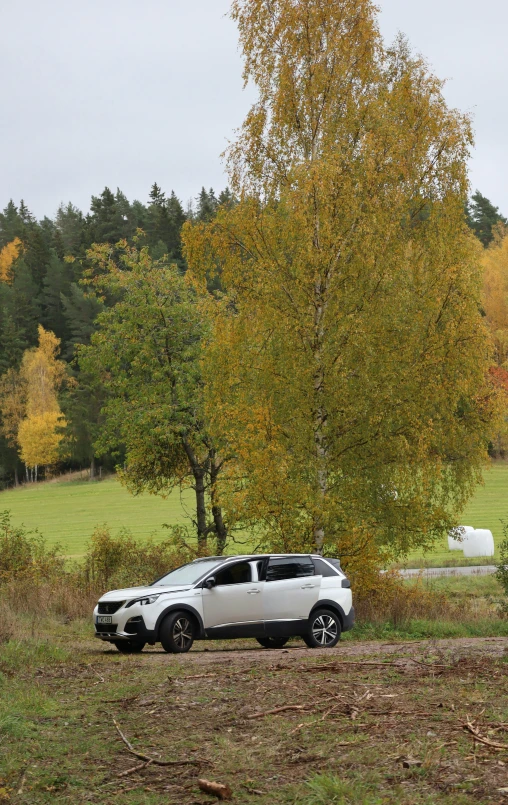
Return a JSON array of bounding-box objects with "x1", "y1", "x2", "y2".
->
[
  {"x1": 90, "y1": 455, "x2": 96, "y2": 480},
  {"x1": 182, "y1": 438, "x2": 208, "y2": 552},
  {"x1": 313, "y1": 271, "x2": 329, "y2": 554},
  {"x1": 14, "y1": 464, "x2": 19, "y2": 488},
  {"x1": 194, "y1": 467, "x2": 208, "y2": 552},
  {"x1": 210, "y1": 451, "x2": 227, "y2": 554}
]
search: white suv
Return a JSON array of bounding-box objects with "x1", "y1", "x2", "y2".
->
[{"x1": 93, "y1": 554, "x2": 354, "y2": 654}]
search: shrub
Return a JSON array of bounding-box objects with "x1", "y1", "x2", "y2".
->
[
  {"x1": 79, "y1": 524, "x2": 201, "y2": 590},
  {"x1": 496, "y1": 520, "x2": 508, "y2": 616},
  {"x1": 355, "y1": 570, "x2": 452, "y2": 627},
  {"x1": 0, "y1": 511, "x2": 64, "y2": 581}
]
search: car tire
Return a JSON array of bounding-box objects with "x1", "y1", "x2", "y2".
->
[
  {"x1": 113, "y1": 640, "x2": 146, "y2": 654},
  {"x1": 256, "y1": 637, "x2": 289, "y2": 649},
  {"x1": 303, "y1": 609, "x2": 341, "y2": 649},
  {"x1": 159, "y1": 611, "x2": 195, "y2": 654}
]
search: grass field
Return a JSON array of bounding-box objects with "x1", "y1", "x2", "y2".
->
[
  {"x1": 0, "y1": 475, "x2": 194, "y2": 558},
  {"x1": 1, "y1": 462, "x2": 508, "y2": 563}
]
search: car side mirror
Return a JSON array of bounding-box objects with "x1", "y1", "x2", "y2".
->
[
  {"x1": 204, "y1": 576, "x2": 216, "y2": 589},
  {"x1": 341, "y1": 578, "x2": 351, "y2": 589}
]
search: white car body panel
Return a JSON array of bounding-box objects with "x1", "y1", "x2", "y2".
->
[
  {"x1": 202, "y1": 581, "x2": 264, "y2": 627},
  {"x1": 262, "y1": 577, "x2": 320, "y2": 620}
]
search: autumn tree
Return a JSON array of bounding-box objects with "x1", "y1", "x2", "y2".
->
[
  {"x1": 17, "y1": 326, "x2": 67, "y2": 478},
  {"x1": 183, "y1": 0, "x2": 495, "y2": 563},
  {"x1": 483, "y1": 230, "x2": 508, "y2": 367},
  {"x1": 79, "y1": 242, "x2": 228, "y2": 553},
  {"x1": 0, "y1": 237, "x2": 22, "y2": 283}
]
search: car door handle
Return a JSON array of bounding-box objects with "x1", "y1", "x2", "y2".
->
[
  {"x1": 301, "y1": 584, "x2": 316, "y2": 589},
  {"x1": 247, "y1": 589, "x2": 261, "y2": 594}
]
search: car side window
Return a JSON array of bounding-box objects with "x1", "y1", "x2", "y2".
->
[
  {"x1": 214, "y1": 562, "x2": 252, "y2": 586},
  {"x1": 266, "y1": 557, "x2": 315, "y2": 582},
  {"x1": 313, "y1": 558, "x2": 340, "y2": 577}
]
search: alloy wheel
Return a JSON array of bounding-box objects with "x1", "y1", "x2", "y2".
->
[
  {"x1": 311, "y1": 614, "x2": 338, "y2": 646},
  {"x1": 172, "y1": 617, "x2": 193, "y2": 650}
]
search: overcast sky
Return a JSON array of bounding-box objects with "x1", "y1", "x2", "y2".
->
[{"x1": 1, "y1": 0, "x2": 506, "y2": 220}]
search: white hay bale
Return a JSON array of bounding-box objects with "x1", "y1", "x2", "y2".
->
[
  {"x1": 447, "y1": 525, "x2": 474, "y2": 551},
  {"x1": 462, "y1": 529, "x2": 495, "y2": 558}
]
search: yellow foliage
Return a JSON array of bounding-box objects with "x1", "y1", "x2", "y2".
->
[
  {"x1": 18, "y1": 411, "x2": 67, "y2": 467},
  {"x1": 20, "y1": 325, "x2": 67, "y2": 418},
  {"x1": 483, "y1": 232, "x2": 508, "y2": 367},
  {"x1": 184, "y1": 0, "x2": 494, "y2": 559},
  {"x1": 0, "y1": 326, "x2": 68, "y2": 468},
  {"x1": 0, "y1": 237, "x2": 22, "y2": 283}
]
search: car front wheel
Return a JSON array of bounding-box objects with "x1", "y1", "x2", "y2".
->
[
  {"x1": 303, "y1": 609, "x2": 341, "y2": 649},
  {"x1": 160, "y1": 611, "x2": 195, "y2": 654},
  {"x1": 113, "y1": 640, "x2": 146, "y2": 654},
  {"x1": 256, "y1": 637, "x2": 289, "y2": 649}
]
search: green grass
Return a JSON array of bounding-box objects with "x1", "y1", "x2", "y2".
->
[
  {"x1": 0, "y1": 476, "x2": 193, "y2": 558},
  {"x1": 399, "y1": 461, "x2": 508, "y2": 567},
  {"x1": 1, "y1": 461, "x2": 508, "y2": 564}
]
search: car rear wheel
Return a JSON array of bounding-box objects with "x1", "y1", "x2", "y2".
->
[
  {"x1": 160, "y1": 611, "x2": 195, "y2": 654},
  {"x1": 303, "y1": 609, "x2": 341, "y2": 649},
  {"x1": 113, "y1": 640, "x2": 146, "y2": 654},
  {"x1": 256, "y1": 637, "x2": 289, "y2": 649}
]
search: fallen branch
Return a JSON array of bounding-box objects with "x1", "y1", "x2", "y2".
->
[
  {"x1": 247, "y1": 704, "x2": 311, "y2": 720},
  {"x1": 406, "y1": 658, "x2": 451, "y2": 669},
  {"x1": 117, "y1": 760, "x2": 152, "y2": 777},
  {"x1": 113, "y1": 719, "x2": 207, "y2": 766},
  {"x1": 464, "y1": 720, "x2": 508, "y2": 751},
  {"x1": 198, "y1": 778, "x2": 232, "y2": 801},
  {"x1": 301, "y1": 661, "x2": 403, "y2": 672}
]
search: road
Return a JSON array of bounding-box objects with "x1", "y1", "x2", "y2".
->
[{"x1": 399, "y1": 565, "x2": 497, "y2": 578}]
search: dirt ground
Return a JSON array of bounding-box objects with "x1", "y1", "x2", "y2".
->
[{"x1": 2, "y1": 635, "x2": 508, "y2": 804}]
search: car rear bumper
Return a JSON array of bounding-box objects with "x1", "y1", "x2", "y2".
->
[{"x1": 342, "y1": 606, "x2": 355, "y2": 632}]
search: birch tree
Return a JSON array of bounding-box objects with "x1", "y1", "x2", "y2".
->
[{"x1": 183, "y1": 0, "x2": 495, "y2": 560}]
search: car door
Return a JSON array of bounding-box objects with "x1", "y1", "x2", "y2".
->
[
  {"x1": 202, "y1": 560, "x2": 264, "y2": 635},
  {"x1": 262, "y1": 556, "x2": 320, "y2": 626}
]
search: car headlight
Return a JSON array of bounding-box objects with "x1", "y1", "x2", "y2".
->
[{"x1": 126, "y1": 594, "x2": 161, "y2": 608}]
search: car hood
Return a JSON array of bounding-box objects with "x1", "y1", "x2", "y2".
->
[{"x1": 99, "y1": 585, "x2": 193, "y2": 601}]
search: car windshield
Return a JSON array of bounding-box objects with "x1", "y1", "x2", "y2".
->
[{"x1": 152, "y1": 559, "x2": 225, "y2": 587}]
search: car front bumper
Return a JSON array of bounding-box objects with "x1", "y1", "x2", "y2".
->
[{"x1": 94, "y1": 612, "x2": 156, "y2": 644}]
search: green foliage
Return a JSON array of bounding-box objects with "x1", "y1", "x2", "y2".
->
[
  {"x1": 79, "y1": 242, "x2": 228, "y2": 550},
  {"x1": 466, "y1": 190, "x2": 507, "y2": 247}
]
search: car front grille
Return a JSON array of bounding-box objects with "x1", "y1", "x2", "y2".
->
[
  {"x1": 95, "y1": 624, "x2": 118, "y2": 634},
  {"x1": 98, "y1": 601, "x2": 124, "y2": 614}
]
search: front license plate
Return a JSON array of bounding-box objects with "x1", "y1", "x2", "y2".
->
[{"x1": 97, "y1": 616, "x2": 113, "y2": 625}]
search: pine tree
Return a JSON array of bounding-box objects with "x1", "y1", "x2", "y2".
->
[
  {"x1": 61, "y1": 284, "x2": 103, "y2": 358},
  {"x1": 196, "y1": 188, "x2": 218, "y2": 222},
  {"x1": 0, "y1": 311, "x2": 26, "y2": 374},
  {"x1": 148, "y1": 183, "x2": 166, "y2": 206},
  {"x1": 89, "y1": 188, "x2": 126, "y2": 243},
  {"x1": 12, "y1": 258, "x2": 40, "y2": 349},
  {"x1": 41, "y1": 251, "x2": 71, "y2": 342},
  {"x1": 55, "y1": 203, "x2": 85, "y2": 257},
  {"x1": 467, "y1": 191, "x2": 507, "y2": 247},
  {"x1": 0, "y1": 201, "x2": 23, "y2": 248}
]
